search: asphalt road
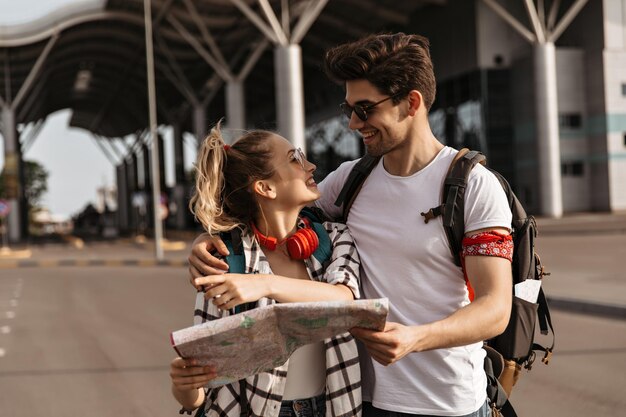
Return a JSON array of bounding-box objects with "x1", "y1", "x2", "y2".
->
[
  {"x1": 0, "y1": 266, "x2": 624, "y2": 416},
  {"x1": 0, "y1": 266, "x2": 193, "y2": 417}
]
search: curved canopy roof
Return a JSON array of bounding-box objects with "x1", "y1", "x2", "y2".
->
[{"x1": 0, "y1": 0, "x2": 444, "y2": 138}]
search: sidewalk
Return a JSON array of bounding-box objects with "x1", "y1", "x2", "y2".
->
[
  {"x1": 536, "y1": 211, "x2": 626, "y2": 235},
  {"x1": 0, "y1": 235, "x2": 191, "y2": 268},
  {"x1": 1, "y1": 213, "x2": 625, "y2": 319},
  {"x1": 534, "y1": 212, "x2": 626, "y2": 319}
]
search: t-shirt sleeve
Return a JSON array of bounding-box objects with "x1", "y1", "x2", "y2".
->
[
  {"x1": 464, "y1": 165, "x2": 513, "y2": 234},
  {"x1": 321, "y1": 221, "x2": 361, "y2": 299},
  {"x1": 315, "y1": 159, "x2": 361, "y2": 220}
]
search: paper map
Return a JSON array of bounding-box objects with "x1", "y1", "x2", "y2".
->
[{"x1": 170, "y1": 298, "x2": 389, "y2": 387}]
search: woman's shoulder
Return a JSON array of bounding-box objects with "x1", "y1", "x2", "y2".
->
[{"x1": 321, "y1": 221, "x2": 350, "y2": 239}]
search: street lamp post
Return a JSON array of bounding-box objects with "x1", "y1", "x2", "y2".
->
[{"x1": 143, "y1": 0, "x2": 164, "y2": 261}]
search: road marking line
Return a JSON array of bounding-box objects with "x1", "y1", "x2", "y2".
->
[
  {"x1": 0, "y1": 348, "x2": 5, "y2": 357},
  {"x1": 0, "y1": 259, "x2": 188, "y2": 268},
  {"x1": 1, "y1": 326, "x2": 10, "y2": 334},
  {"x1": 5, "y1": 311, "x2": 15, "y2": 319}
]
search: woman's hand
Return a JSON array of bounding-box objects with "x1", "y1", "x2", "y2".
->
[
  {"x1": 195, "y1": 274, "x2": 270, "y2": 310},
  {"x1": 188, "y1": 233, "x2": 230, "y2": 289},
  {"x1": 170, "y1": 357, "x2": 217, "y2": 392}
]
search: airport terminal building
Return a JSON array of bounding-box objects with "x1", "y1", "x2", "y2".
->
[
  {"x1": 414, "y1": 0, "x2": 626, "y2": 215},
  {"x1": 1, "y1": 0, "x2": 625, "y2": 241}
]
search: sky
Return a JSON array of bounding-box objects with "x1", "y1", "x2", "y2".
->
[
  {"x1": 0, "y1": 0, "x2": 196, "y2": 219},
  {"x1": 2, "y1": 110, "x2": 115, "y2": 218},
  {"x1": 0, "y1": 110, "x2": 195, "y2": 219},
  {"x1": 0, "y1": 0, "x2": 104, "y2": 26}
]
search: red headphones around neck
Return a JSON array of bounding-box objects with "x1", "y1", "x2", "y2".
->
[{"x1": 251, "y1": 219, "x2": 319, "y2": 260}]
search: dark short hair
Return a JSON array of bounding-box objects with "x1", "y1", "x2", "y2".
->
[{"x1": 324, "y1": 32, "x2": 436, "y2": 110}]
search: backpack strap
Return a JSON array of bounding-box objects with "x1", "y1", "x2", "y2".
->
[
  {"x1": 483, "y1": 346, "x2": 521, "y2": 417},
  {"x1": 483, "y1": 346, "x2": 510, "y2": 416},
  {"x1": 334, "y1": 154, "x2": 381, "y2": 222},
  {"x1": 420, "y1": 148, "x2": 486, "y2": 266},
  {"x1": 219, "y1": 229, "x2": 255, "y2": 315},
  {"x1": 530, "y1": 286, "x2": 555, "y2": 367},
  {"x1": 222, "y1": 229, "x2": 245, "y2": 272},
  {"x1": 419, "y1": 149, "x2": 466, "y2": 224},
  {"x1": 534, "y1": 254, "x2": 556, "y2": 363}
]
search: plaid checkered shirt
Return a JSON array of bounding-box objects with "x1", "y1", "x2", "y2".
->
[{"x1": 193, "y1": 220, "x2": 362, "y2": 417}]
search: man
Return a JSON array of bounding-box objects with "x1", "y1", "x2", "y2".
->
[{"x1": 189, "y1": 33, "x2": 512, "y2": 417}]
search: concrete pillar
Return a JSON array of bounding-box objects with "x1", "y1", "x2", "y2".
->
[
  {"x1": 534, "y1": 43, "x2": 563, "y2": 218},
  {"x1": 226, "y1": 80, "x2": 245, "y2": 134},
  {"x1": 1, "y1": 107, "x2": 21, "y2": 242},
  {"x1": 128, "y1": 154, "x2": 139, "y2": 233},
  {"x1": 171, "y1": 123, "x2": 187, "y2": 229},
  {"x1": 129, "y1": 153, "x2": 139, "y2": 192},
  {"x1": 193, "y1": 104, "x2": 207, "y2": 146},
  {"x1": 142, "y1": 144, "x2": 151, "y2": 190},
  {"x1": 116, "y1": 163, "x2": 129, "y2": 234},
  {"x1": 16, "y1": 133, "x2": 28, "y2": 240},
  {"x1": 274, "y1": 44, "x2": 306, "y2": 151},
  {"x1": 157, "y1": 134, "x2": 166, "y2": 190},
  {"x1": 141, "y1": 144, "x2": 153, "y2": 229},
  {"x1": 172, "y1": 123, "x2": 185, "y2": 185}
]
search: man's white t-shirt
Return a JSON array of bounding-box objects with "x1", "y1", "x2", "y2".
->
[{"x1": 316, "y1": 146, "x2": 512, "y2": 416}]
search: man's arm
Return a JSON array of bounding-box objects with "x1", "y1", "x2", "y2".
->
[{"x1": 351, "y1": 229, "x2": 512, "y2": 366}]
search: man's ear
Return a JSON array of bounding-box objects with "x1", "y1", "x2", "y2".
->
[
  {"x1": 252, "y1": 179, "x2": 276, "y2": 200},
  {"x1": 407, "y1": 90, "x2": 423, "y2": 116}
]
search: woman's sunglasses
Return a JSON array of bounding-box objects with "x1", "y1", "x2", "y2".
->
[
  {"x1": 290, "y1": 147, "x2": 306, "y2": 170},
  {"x1": 339, "y1": 92, "x2": 404, "y2": 121}
]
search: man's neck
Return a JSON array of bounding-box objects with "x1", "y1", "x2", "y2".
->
[{"x1": 382, "y1": 129, "x2": 444, "y2": 177}]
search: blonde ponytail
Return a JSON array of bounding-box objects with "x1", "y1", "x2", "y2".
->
[{"x1": 189, "y1": 121, "x2": 240, "y2": 234}]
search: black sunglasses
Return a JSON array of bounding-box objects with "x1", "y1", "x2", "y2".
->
[{"x1": 339, "y1": 92, "x2": 404, "y2": 121}]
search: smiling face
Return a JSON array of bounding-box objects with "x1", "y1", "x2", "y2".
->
[
  {"x1": 264, "y1": 134, "x2": 320, "y2": 207},
  {"x1": 344, "y1": 79, "x2": 412, "y2": 157}
]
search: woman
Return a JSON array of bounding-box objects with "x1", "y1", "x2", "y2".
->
[{"x1": 170, "y1": 123, "x2": 362, "y2": 417}]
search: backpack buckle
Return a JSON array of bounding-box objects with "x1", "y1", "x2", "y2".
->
[
  {"x1": 542, "y1": 348, "x2": 553, "y2": 365},
  {"x1": 490, "y1": 402, "x2": 503, "y2": 417},
  {"x1": 536, "y1": 254, "x2": 551, "y2": 278},
  {"x1": 420, "y1": 205, "x2": 443, "y2": 224},
  {"x1": 421, "y1": 209, "x2": 436, "y2": 223},
  {"x1": 524, "y1": 350, "x2": 536, "y2": 370}
]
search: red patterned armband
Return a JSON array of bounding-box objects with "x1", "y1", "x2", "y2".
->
[
  {"x1": 460, "y1": 231, "x2": 513, "y2": 302},
  {"x1": 462, "y1": 231, "x2": 513, "y2": 262}
]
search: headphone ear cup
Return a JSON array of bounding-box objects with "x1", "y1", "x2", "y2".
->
[
  {"x1": 294, "y1": 227, "x2": 319, "y2": 259},
  {"x1": 306, "y1": 228, "x2": 319, "y2": 251},
  {"x1": 287, "y1": 233, "x2": 307, "y2": 259},
  {"x1": 300, "y1": 230, "x2": 314, "y2": 259},
  {"x1": 301, "y1": 228, "x2": 318, "y2": 257}
]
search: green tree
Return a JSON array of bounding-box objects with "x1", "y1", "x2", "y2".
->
[{"x1": 0, "y1": 159, "x2": 49, "y2": 209}]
